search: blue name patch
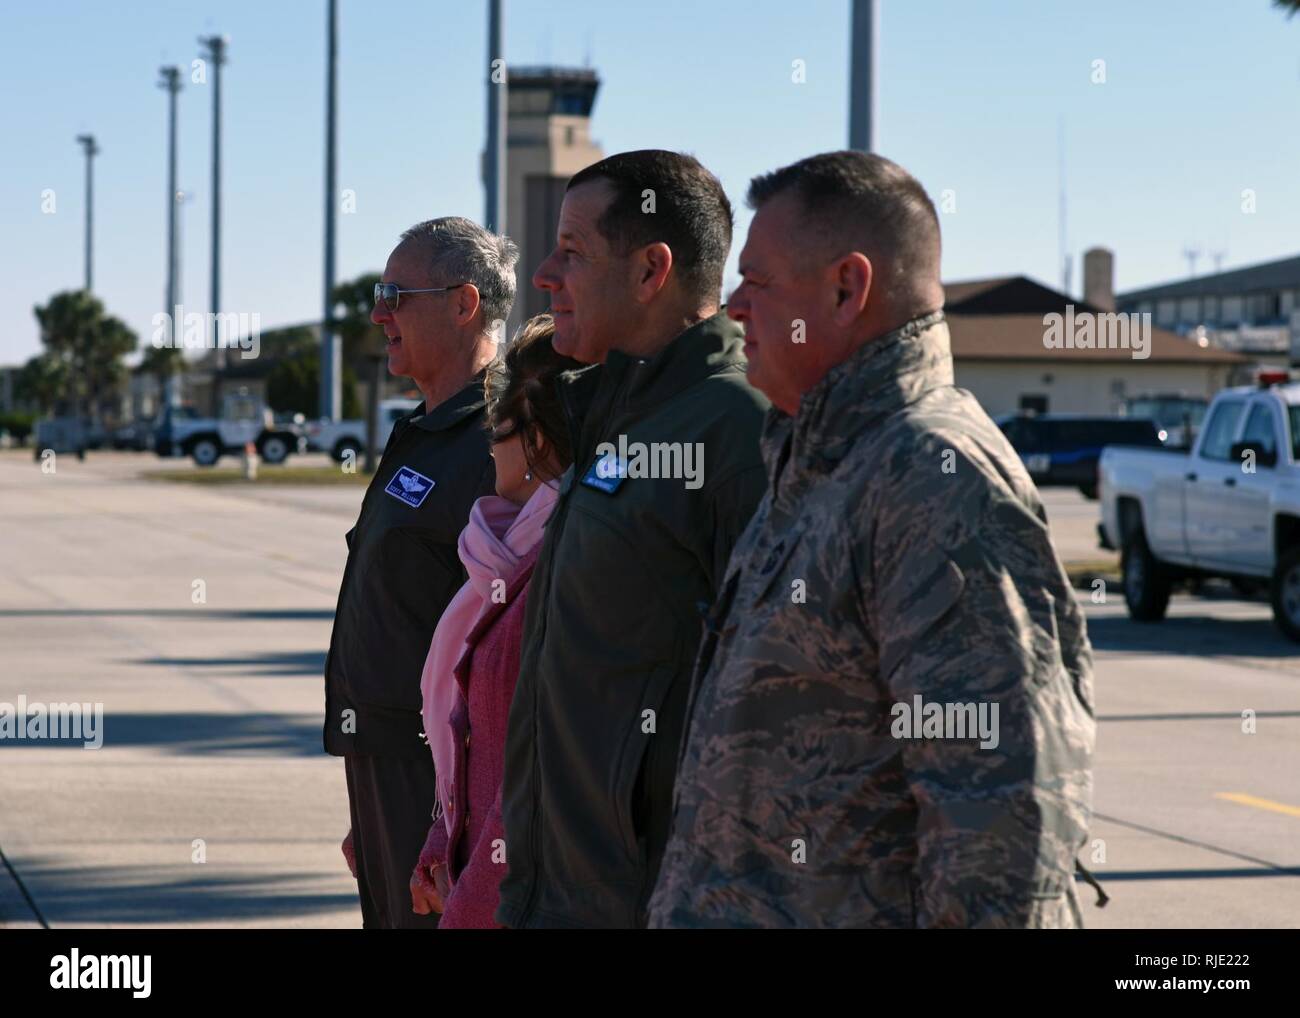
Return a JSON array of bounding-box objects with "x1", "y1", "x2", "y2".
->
[
  {"x1": 385, "y1": 465, "x2": 435, "y2": 507},
  {"x1": 580, "y1": 453, "x2": 625, "y2": 494}
]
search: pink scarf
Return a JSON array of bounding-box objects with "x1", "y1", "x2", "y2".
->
[{"x1": 421, "y1": 480, "x2": 558, "y2": 825}]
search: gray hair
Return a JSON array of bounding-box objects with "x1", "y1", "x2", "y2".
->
[{"x1": 399, "y1": 216, "x2": 518, "y2": 335}]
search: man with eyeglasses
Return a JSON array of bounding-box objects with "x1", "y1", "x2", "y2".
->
[{"x1": 323, "y1": 216, "x2": 516, "y2": 928}]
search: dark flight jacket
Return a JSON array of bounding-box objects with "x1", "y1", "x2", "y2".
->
[
  {"x1": 323, "y1": 377, "x2": 495, "y2": 758},
  {"x1": 495, "y1": 312, "x2": 769, "y2": 928}
]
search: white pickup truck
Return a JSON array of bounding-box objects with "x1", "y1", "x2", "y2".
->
[
  {"x1": 1098, "y1": 372, "x2": 1300, "y2": 640},
  {"x1": 155, "y1": 390, "x2": 303, "y2": 467},
  {"x1": 304, "y1": 397, "x2": 419, "y2": 462}
]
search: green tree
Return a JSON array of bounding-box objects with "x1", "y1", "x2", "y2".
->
[
  {"x1": 266, "y1": 349, "x2": 361, "y2": 418},
  {"x1": 257, "y1": 324, "x2": 319, "y2": 361},
  {"x1": 332, "y1": 272, "x2": 387, "y2": 366},
  {"x1": 15, "y1": 353, "x2": 68, "y2": 413},
  {"x1": 139, "y1": 344, "x2": 184, "y2": 397},
  {"x1": 259, "y1": 274, "x2": 381, "y2": 418},
  {"x1": 33, "y1": 290, "x2": 136, "y2": 420}
]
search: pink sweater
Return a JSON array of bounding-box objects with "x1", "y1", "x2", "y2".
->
[{"x1": 425, "y1": 542, "x2": 540, "y2": 928}]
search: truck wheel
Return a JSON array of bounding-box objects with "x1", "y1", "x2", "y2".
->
[
  {"x1": 332, "y1": 438, "x2": 362, "y2": 463},
  {"x1": 259, "y1": 434, "x2": 290, "y2": 465},
  {"x1": 1122, "y1": 531, "x2": 1172, "y2": 622},
  {"x1": 190, "y1": 437, "x2": 221, "y2": 467},
  {"x1": 1269, "y1": 547, "x2": 1300, "y2": 642}
]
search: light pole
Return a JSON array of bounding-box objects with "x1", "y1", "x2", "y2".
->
[
  {"x1": 75, "y1": 134, "x2": 99, "y2": 292},
  {"x1": 176, "y1": 189, "x2": 195, "y2": 306},
  {"x1": 199, "y1": 35, "x2": 229, "y2": 370},
  {"x1": 484, "y1": 0, "x2": 506, "y2": 233},
  {"x1": 848, "y1": 0, "x2": 877, "y2": 152},
  {"x1": 320, "y1": 0, "x2": 341, "y2": 422},
  {"x1": 158, "y1": 65, "x2": 183, "y2": 408}
]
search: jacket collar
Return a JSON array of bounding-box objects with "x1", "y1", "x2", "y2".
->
[
  {"x1": 409, "y1": 371, "x2": 488, "y2": 434},
  {"x1": 602, "y1": 310, "x2": 747, "y2": 413},
  {"x1": 554, "y1": 311, "x2": 746, "y2": 461},
  {"x1": 761, "y1": 311, "x2": 950, "y2": 479}
]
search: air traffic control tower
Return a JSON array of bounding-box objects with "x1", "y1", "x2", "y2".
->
[{"x1": 503, "y1": 66, "x2": 604, "y2": 338}]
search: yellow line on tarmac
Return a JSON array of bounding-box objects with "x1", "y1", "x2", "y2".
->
[{"x1": 1215, "y1": 792, "x2": 1300, "y2": 818}]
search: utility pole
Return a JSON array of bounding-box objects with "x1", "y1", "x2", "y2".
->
[
  {"x1": 320, "y1": 0, "x2": 341, "y2": 422},
  {"x1": 848, "y1": 0, "x2": 877, "y2": 152},
  {"x1": 485, "y1": 0, "x2": 506, "y2": 233},
  {"x1": 158, "y1": 66, "x2": 183, "y2": 408},
  {"x1": 199, "y1": 35, "x2": 229, "y2": 370},
  {"x1": 176, "y1": 189, "x2": 195, "y2": 305},
  {"x1": 1058, "y1": 117, "x2": 1070, "y2": 297},
  {"x1": 75, "y1": 134, "x2": 99, "y2": 292}
]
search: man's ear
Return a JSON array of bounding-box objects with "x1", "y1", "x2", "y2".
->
[
  {"x1": 831, "y1": 252, "x2": 872, "y2": 326},
  {"x1": 455, "y1": 283, "x2": 482, "y2": 326},
  {"x1": 633, "y1": 242, "x2": 674, "y2": 304}
]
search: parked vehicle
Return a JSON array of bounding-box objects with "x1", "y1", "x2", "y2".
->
[
  {"x1": 82, "y1": 418, "x2": 108, "y2": 450},
  {"x1": 304, "y1": 397, "x2": 420, "y2": 462},
  {"x1": 111, "y1": 417, "x2": 156, "y2": 451},
  {"x1": 1123, "y1": 394, "x2": 1208, "y2": 449},
  {"x1": 1099, "y1": 371, "x2": 1300, "y2": 640},
  {"x1": 996, "y1": 414, "x2": 1163, "y2": 499},
  {"x1": 153, "y1": 404, "x2": 200, "y2": 457},
  {"x1": 154, "y1": 390, "x2": 304, "y2": 467},
  {"x1": 33, "y1": 417, "x2": 88, "y2": 461}
]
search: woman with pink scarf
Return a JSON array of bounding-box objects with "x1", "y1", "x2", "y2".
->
[{"x1": 410, "y1": 314, "x2": 579, "y2": 927}]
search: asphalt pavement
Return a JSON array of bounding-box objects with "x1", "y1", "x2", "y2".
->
[{"x1": 0, "y1": 452, "x2": 1296, "y2": 928}]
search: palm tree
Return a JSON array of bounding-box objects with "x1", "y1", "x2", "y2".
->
[
  {"x1": 33, "y1": 290, "x2": 136, "y2": 421},
  {"x1": 1275, "y1": 0, "x2": 1300, "y2": 16}
]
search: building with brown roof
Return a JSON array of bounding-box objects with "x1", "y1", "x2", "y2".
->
[{"x1": 944, "y1": 272, "x2": 1247, "y2": 417}]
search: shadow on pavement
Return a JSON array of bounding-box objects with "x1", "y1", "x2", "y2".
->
[
  {"x1": 127, "y1": 650, "x2": 327, "y2": 677},
  {"x1": 0, "y1": 713, "x2": 322, "y2": 757},
  {"x1": 0, "y1": 609, "x2": 333, "y2": 620},
  {"x1": 1093, "y1": 867, "x2": 1300, "y2": 880},
  {"x1": 1086, "y1": 613, "x2": 1299, "y2": 660},
  {"x1": 1098, "y1": 709, "x2": 1300, "y2": 722},
  {"x1": 8, "y1": 856, "x2": 357, "y2": 925}
]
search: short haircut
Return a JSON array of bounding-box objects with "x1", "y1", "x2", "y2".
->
[
  {"x1": 400, "y1": 216, "x2": 519, "y2": 332},
  {"x1": 567, "y1": 150, "x2": 732, "y2": 302},
  {"x1": 746, "y1": 151, "x2": 941, "y2": 299},
  {"x1": 484, "y1": 314, "x2": 583, "y2": 483}
]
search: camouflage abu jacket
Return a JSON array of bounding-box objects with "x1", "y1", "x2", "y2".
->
[{"x1": 647, "y1": 312, "x2": 1096, "y2": 929}]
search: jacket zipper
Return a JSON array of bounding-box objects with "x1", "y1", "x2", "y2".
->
[
  {"x1": 517, "y1": 366, "x2": 638, "y2": 926},
  {"x1": 516, "y1": 371, "x2": 602, "y2": 924}
]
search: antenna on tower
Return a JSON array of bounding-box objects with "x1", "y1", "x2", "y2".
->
[
  {"x1": 1058, "y1": 116, "x2": 1068, "y2": 296},
  {"x1": 1210, "y1": 247, "x2": 1227, "y2": 274},
  {"x1": 1182, "y1": 244, "x2": 1202, "y2": 278}
]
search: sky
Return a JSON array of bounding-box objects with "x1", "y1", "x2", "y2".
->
[{"x1": 2, "y1": 0, "x2": 1299, "y2": 366}]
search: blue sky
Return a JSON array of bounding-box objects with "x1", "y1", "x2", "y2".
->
[{"x1": 2, "y1": 0, "x2": 1298, "y2": 365}]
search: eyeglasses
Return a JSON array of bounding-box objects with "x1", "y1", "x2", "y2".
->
[{"x1": 373, "y1": 281, "x2": 465, "y2": 313}]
